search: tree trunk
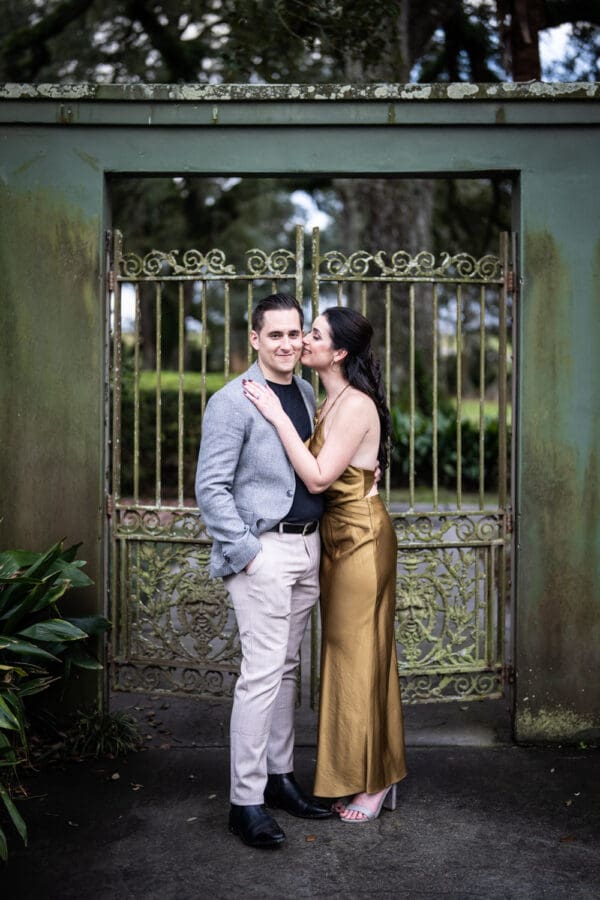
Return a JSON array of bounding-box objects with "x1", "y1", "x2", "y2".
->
[
  {"x1": 332, "y1": 1, "x2": 435, "y2": 402},
  {"x1": 498, "y1": 0, "x2": 545, "y2": 80}
]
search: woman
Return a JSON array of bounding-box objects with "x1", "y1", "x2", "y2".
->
[{"x1": 243, "y1": 306, "x2": 406, "y2": 822}]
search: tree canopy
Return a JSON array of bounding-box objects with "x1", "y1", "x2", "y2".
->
[
  {"x1": 1, "y1": 1, "x2": 599, "y2": 85},
  {"x1": 2, "y1": 1, "x2": 598, "y2": 379}
]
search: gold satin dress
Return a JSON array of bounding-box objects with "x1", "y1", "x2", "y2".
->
[{"x1": 309, "y1": 417, "x2": 407, "y2": 798}]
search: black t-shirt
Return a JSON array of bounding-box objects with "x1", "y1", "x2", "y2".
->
[{"x1": 267, "y1": 379, "x2": 325, "y2": 524}]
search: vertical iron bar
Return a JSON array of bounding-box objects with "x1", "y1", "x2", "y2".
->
[
  {"x1": 337, "y1": 282, "x2": 343, "y2": 306},
  {"x1": 385, "y1": 283, "x2": 391, "y2": 505},
  {"x1": 224, "y1": 281, "x2": 231, "y2": 382},
  {"x1": 507, "y1": 230, "x2": 518, "y2": 674},
  {"x1": 295, "y1": 223, "x2": 304, "y2": 307},
  {"x1": 111, "y1": 234, "x2": 123, "y2": 506},
  {"x1": 497, "y1": 238, "x2": 510, "y2": 680},
  {"x1": 488, "y1": 545, "x2": 496, "y2": 665},
  {"x1": 109, "y1": 231, "x2": 122, "y2": 678},
  {"x1": 133, "y1": 285, "x2": 141, "y2": 505},
  {"x1": 409, "y1": 283, "x2": 415, "y2": 511},
  {"x1": 309, "y1": 230, "x2": 320, "y2": 707},
  {"x1": 479, "y1": 284, "x2": 486, "y2": 510},
  {"x1": 432, "y1": 283, "x2": 439, "y2": 511},
  {"x1": 110, "y1": 543, "x2": 118, "y2": 685},
  {"x1": 311, "y1": 227, "x2": 320, "y2": 322},
  {"x1": 120, "y1": 538, "x2": 129, "y2": 654},
  {"x1": 498, "y1": 233, "x2": 508, "y2": 510},
  {"x1": 311, "y1": 228, "x2": 320, "y2": 398},
  {"x1": 201, "y1": 282, "x2": 207, "y2": 419},
  {"x1": 294, "y1": 224, "x2": 304, "y2": 377},
  {"x1": 177, "y1": 282, "x2": 185, "y2": 507},
  {"x1": 473, "y1": 547, "x2": 480, "y2": 658},
  {"x1": 498, "y1": 540, "x2": 507, "y2": 667},
  {"x1": 456, "y1": 284, "x2": 463, "y2": 510},
  {"x1": 247, "y1": 282, "x2": 253, "y2": 367},
  {"x1": 361, "y1": 283, "x2": 367, "y2": 316},
  {"x1": 155, "y1": 283, "x2": 162, "y2": 507}
]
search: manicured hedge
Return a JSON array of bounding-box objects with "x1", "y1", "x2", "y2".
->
[
  {"x1": 391, "y1": 408, "x2": 506, "y2": 491},
  {"x1": 117, "y1": 378, "x2": 507, "y2": 499}
]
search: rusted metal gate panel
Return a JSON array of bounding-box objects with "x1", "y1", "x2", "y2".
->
[
  {"x1": 107, "y1": 226, "x2": 514, "y2": 703},
  {"x1": 311, "y1": 230, "x2": 514, "y2": 703},
  {"x1": 108, "y1": 228, "x2": 304, "y2": 697}
]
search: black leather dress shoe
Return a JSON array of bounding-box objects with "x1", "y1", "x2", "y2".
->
[
  {"x1": 228, "y1": 804, "x2": 285, "y2": 849},
  {"x1": 265, "y1": 772, "x2": 333, "y2": 819}
]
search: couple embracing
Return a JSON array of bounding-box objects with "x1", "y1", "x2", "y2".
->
[{"x1": 196, "y1": 293, "x2": 406, "y2": 849}]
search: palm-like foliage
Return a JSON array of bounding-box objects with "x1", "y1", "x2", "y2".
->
[{"x1": 0, "y1": 540, "x2": 109, "y2": 861}]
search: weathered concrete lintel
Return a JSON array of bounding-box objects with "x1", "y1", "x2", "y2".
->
[{"x1": 1, "y1": 81, "x2": 600, "y2": 103}]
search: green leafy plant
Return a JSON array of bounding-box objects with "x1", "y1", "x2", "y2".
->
[
  {"x1": 65, "y1": 708, "x2": 142, "y2": 759},
  {"x1": 0, "y1": 540, "x2": 109, "y2": 861},
  {"x1": 390, "y1": 407, "x2": 506, "y2": 492}
]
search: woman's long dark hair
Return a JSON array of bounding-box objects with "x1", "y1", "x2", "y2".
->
[{"x1": 323, "y1": 306, "x2": 393, "y2": 472}]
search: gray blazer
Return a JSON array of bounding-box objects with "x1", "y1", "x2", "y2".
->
[{"x1": 195, "y1": 361, "x2": 317, "y2": 578}]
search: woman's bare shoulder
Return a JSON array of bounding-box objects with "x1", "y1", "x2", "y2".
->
[{"x1": 341, "y1": 388, "x2": 377, "y2": 415}]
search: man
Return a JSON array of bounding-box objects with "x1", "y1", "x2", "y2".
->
[{"x1": 196, "y1": 293, "x2": 332, "y2": 849}]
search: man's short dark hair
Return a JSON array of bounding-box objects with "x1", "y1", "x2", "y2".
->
[{"x1": 251, "y1": 293, "x2": 304, "y2": 333}]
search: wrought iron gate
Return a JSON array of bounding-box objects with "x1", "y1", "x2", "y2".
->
[{"x1": 107, "y1": 225, "x2": 514, "y2": 704}]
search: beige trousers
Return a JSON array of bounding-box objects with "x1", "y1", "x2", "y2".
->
[{"x1": 224, "y1": 529, "x2": 320, "y2": 805}]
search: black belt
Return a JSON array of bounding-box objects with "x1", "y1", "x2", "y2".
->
[{"x1": 269, "y1": 520, "x2": 319, "y2": 535}]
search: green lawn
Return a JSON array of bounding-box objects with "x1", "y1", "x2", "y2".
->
[
  {"x1": 138, "y1": 370, "x2": 225, "y2": 393},
  {"x1": 452, "y1": 397, "x2": 512, "y2": 426},
  {"x1": 135, "y1": 371, "x2": 511, "y2": 429}
]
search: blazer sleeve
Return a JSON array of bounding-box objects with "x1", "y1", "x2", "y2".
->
[{"x1": 195, "y1": 392, "x2": 261, "y2": 573}]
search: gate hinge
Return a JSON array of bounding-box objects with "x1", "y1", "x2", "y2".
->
[
  {"x1": 107, "y1": 270, "x2": 116, "y2": 292},
  {"x1": 106, "y1": 495, "x2": 115, "y2": 518},
  {"x1": 505, "y1": 510, "x2": 514, "y2": 534},
  {"x1": 501, "y1": 664, "x2": 515, "y2": 686},
  {"x1": 505, "y1": 269, "x2": 515, "y2": 293}
]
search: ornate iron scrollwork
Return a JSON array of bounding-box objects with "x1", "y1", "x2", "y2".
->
[
  {"x1": 245, "y1": 247, "x2": 296, "y2": 276},
  {"x1": 110, "y1": 228, "x2": 511, "y2": 705},
  {"x1": 112, "y1": 538, "x2": 241, "y2": 699},
  {"x1": 318, "y1": 248, "x2": 502, "y2": 281},
  {"x1": 119, "y1": 248, "x2": 236, "y2": 277}
]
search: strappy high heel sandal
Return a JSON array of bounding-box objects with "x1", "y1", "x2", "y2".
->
[{"x1": 340, "y1": 783, "x2": 398, "y2": 824}]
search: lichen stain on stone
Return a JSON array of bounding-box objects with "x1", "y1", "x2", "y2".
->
[
  {"x1": 528, "y1": 81, "x2": 598, "y2": 98},
  {"x1": 516, "y1": 705, "x2": 597, "y2": 743},
  {"x1": 2, "y1": 81, "x2": 599, "y2": 103},
  {"x1": 3, "y1": 83, "x2": 96, "y2": 100},
  {"x1": 447, "y1": 83, "x2": 479, "y2": 99},
  {"x1": 399, "y1": 85, "x2": 432, "y2": 100}
]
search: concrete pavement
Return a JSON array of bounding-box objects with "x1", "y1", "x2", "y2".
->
[{"x1": 3, "y1": 695, "x2": 599, "y2": 899}]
